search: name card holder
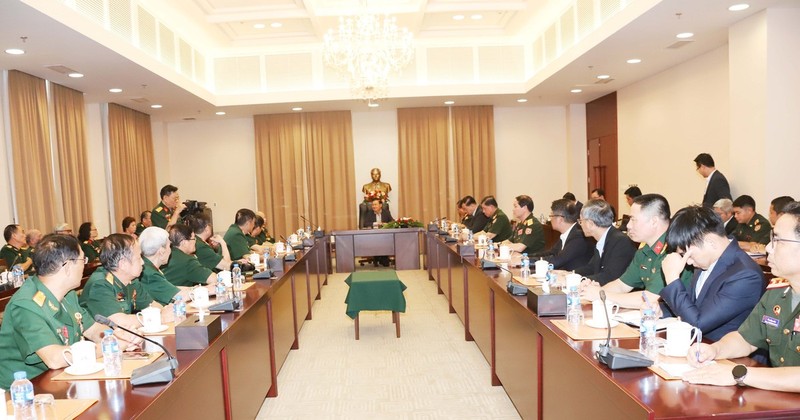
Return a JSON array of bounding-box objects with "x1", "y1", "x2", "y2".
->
[
  {"x1": 457, "y1": 243, "x2": 475, "y2": 256},
  {"x1": 526, "y1": 287, "x2": 567, "y2": 316},
  {"x1": 175, "y1": 314, "x2": 222, "y2": 350}
]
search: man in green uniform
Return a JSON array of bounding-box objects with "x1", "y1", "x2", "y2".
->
[
  {"x1": 2, "y1": 224, "x2": 34, "y2": 274},
  {"x1": 135, "y1": 210, "x2": 152, "y2": 237},
  {"x1": 503, "y1": 195, "x2": 544, "y2": 254},
  {"x1": 224, "y1": 208, "x2": 257, "y2": 261},
  {"x1": 189, "y1": 212, "x2": 234, "y2": 271},
  {"x1": 161, "y1": 224, "x2": 218, "y2": 288},
  {"x1": 732, "y1": 194, "x2": 771, "y2": 250},
  {"x1": 150, "y1": 184, "x2": 186, "y2": 229},
  {"x1": 248, "y1": 215, "x2": 266, "y2": 247},
  {"x1": 582, "y1": 194, "x2": 692, "y2": 309},
  {"x1": 683, "y1": 201, "x2": 800, "y2": 392},
  {"x1": 80, "y1": 234, "x2": 172, "y2": 330},
  {"x1": 0, "y1": 234, "x2": 141, "y2": 389},
  {"x1": 139, "y1": 227, "x2": 188, "y2": 305},
  {"x1": 480, "y1": 196, "x2": 512, "y2": 242}
]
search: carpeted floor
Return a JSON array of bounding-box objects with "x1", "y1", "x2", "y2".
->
[{"x1": 257, "y1": 269, "x2": 521, "y2": 419}]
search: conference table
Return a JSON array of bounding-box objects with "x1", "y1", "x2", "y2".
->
[
  {"x1": 426, "y1": 232, "x2": 800, "y2": 419},
  {"x1": 27, "y1": 238, "x2": 330, "y2": 419},
  {"x1": 332, "y1": 227, "x2": 422, "y2": 272}
]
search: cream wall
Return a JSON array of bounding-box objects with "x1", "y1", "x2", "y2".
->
[{"x1": 618, "y1": 45, "x2": 730, "y2": 211}]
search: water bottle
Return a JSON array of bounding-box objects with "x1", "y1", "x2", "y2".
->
[
  {"x1": 12, "y1": 265, "x2": 24, "y2": 288},
  {"x1": 232, "y1": 264, "x2": 243, "y2": 291},
  {"x1": 102, "y1": 330, "x2": 122, "y2": 376},
  {"x1": 639, "y1": 309, "x2": 658, "y2": 361},
  {"x1": 486, "y1": 240, "x2": 495, "y2": 260},
  {"x1": 566, "y1": 278, "x2": 583, "y2": 327},
  {"x1": 215, "y1": 273, "x2": 226, "y2": 297},
  {"x1": 10, "y1": 371, "x2": 34, "y2": 419},
  {"x1": 173, "y1": 296, "x2": 186, "y2": 322},
  {"x1": 306, "y1": 225, "x2": 312, "y2": 236},
  {"x1": 546, "y1": 263, "x2": 557, "y2": 289},
  {"x1": 520, "y1": 253, "x2": 530, "y2": 279},
  {"x1": 467, "y1": 229, "x2": 473, "y2": 243}
]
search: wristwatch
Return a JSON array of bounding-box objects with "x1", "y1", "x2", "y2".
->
[{"x1": 732, "y1": 364, "x2": 748, "y2": 387}]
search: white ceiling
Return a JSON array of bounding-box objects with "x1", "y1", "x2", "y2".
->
[{"x1": 0, "y1": 0, "x2": 796, "y2": 122}]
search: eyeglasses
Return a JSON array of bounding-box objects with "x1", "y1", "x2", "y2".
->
[
  {"x1": 62, "y1": 257, "x2": 88, "y2": 267},
  {"x1": 770, "y1": 231, "x2": 800, "y2": 246}
]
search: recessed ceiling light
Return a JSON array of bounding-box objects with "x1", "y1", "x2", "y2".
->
[
  {"x1": 570, "y1": 89, "x2": 582, "y2": 93},
  {"x1": 444, "y1": 100, "x2": 455, "y2": 105},
  {"x1": 728, "y1": 4, "x2": 750, "y2": 11},
  {"x1": 253, "y1": 23, "x2": 266, "y2": 29},
  {"x1": 367, "y1": 102, "x2": 379, "y2": 108},
  {"x1": 517, "y1": 99, "x2": 528, "y2": 103},
  {"x1": 270, "y1": 22, "x2": 282, "y2": 28},
  {"x1": 5, "y1": 48, "x2": 24, "y2": 55},
  {"x1": 626, "y1": 58, "x2": 642, "y2": 64},
  {"x1": 151, "y1": 104, "x2": 163, "y2": 109},
  {"x1": 452, "y1": 15, "x2": 465, "y2": 21},
  {"x1": 292, "y1": 107, "x2": 303, "y2": 111},
  {"x1": 109, "y1": 88, "x2": 123, "y2": 93},
  {"x1": 471, "y1": 14, "x2": 483, "y2": 20},
  {"x1": 68, "y1": 72, "x2": 84, "y2": 78},
  {"x1": 596, "y1": 74, "x2": 610, "y2": 79},
  {"x1": 215, "y1": 111, "x2": 226, "y2": 115},
  {"x1": 676, "y1": 32, "x2": 694, "y2": 39}
]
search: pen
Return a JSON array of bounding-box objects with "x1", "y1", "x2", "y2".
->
[
  {"x1": 641, "y1": 291, "x2": 652, "y2": 310},
  {"x1": 696, "y1": 329, "x2": 702, "y2": 363}
]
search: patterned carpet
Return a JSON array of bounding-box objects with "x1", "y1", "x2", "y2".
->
[{"x1": 257, "y1": 269, "x2": 521, "y2": 419}]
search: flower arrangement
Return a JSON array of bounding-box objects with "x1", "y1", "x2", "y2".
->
[
  {"x1": 382, "y1": 217, "x2": 424, "y2": 229},
  {"x1": 364, "y1": 189, "x2": 389, "y2": 203}
]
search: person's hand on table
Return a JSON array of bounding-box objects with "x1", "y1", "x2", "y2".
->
[
  {"x1": 686, "y1": 342, "x2": 717, "y2": 367},
  {"x1": 113, "y1": 328, "x2": 144, "y2": 351},
  {"x1": 209, "y1": 234, "x2": 225, "y2": 247},
  {"x1": 581, "y1": 282, "x2": 601, "y2": 302},
  {"x1": 682, "y1": 361, "x2": 735, "y2": 386}
]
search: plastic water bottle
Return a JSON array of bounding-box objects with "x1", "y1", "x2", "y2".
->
[
  {"x1": 215, "y1": 273, "x2": 226, "y2": 297},
  {"x1": 12, "y1": 265, "x2": 24, "y2": 287},
  {"x1": 566, "y1": 280, "x2": 583, "y2": 327},
  {"x1": 173, "y1": 296, "x2": 186, "y2": 322},
  {"x1": 10, "y1": 371, "x2": 34, "y2": 419},
  {"x1": 520, "y1": 253, "x2": 530, "y2": 279},
  {"x1": 639, "y1": 309, "x2": 658, "y2": 361},
  {"x1": 486, "y1": 240, "x2": 495, "y2": 260},
  {"x1": 546, "y1": 263, "x2": 557, "y2": 289},
  {"x1": 102, "y1": 330, "x2": 122, "y2": 376},
  {"x1": 232, "y1": 264, "x2": 243, "y2": 290}
]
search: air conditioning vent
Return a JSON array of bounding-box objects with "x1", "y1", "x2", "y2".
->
[{"x1": 667, "y1": 40, "x2": 694, "y2": 49}]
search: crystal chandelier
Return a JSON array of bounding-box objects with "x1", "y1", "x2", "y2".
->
[{"x1": 323, "y1": 11, "x2": 414, "y2": 101}]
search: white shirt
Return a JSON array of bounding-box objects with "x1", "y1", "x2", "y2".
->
[
  {"x1": 559, "y1": 223, "x2": 576, "y2": 251},
  {"x1": 704, "y1": 169, "x2": 717, "y2": 193},
  {"x1": 695, "y1": 259, "x2": 718, "y2": 299},
  {"x1": 596, "y1": 227, "x2": 611, "y2": 258}
]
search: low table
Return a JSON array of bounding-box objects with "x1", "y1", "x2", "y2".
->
[{"x1": 344, "y1": 271, "x2": 407, "y2": 340}]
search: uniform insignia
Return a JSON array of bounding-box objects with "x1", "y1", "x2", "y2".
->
[
  {"x1": 793, "y1": 316, "x2": 800, "y2": 333},
  {"x1": 762, "y1": 315, "x2": 780, "y2": 328},
  {"x1": 651, "y1": 268, "x2": 657, "y2": 274},
  {"x1": 525, "y1": 228, "x2": 532, "y2": 235},
  {"x1": 32, "y1": 291, "x2": 46, "y2": 307},
  {"x1": 766, "y1": 277, "x2": 791, "y2": 290},
  {"x1": 492, "y1": 215, "x2": 497, "y2": 221},
  {"x1": 774, "y1": 305, "x2": 781, "y2": 317},
  {"x1": 117, "y1": 292, "x2": 125, "y2": 301},
  {"x1": 47, "y1": 301, "x2": 59, "y2": 312},
  {"x1": 106, "y1": 273, "x2": 115, "y2": 285},
  {"x1": 517, "y1": 229, "x2": 522, "y2": 235},
  {"x1": 156, "y1": 206, "x2": 163, "y2": 212},
  {"x1": 755, "y1": 224, "x2": 761, "y2": 231},
  {"x1": 525, "y1": 219, "x2": 532, "y2": 226},
  {"x1": 3, "y1": 244, "x2": 11, "y2": 249},
  {"x1": 653, "y1": 241, "x2": 665, "y2": 254}
]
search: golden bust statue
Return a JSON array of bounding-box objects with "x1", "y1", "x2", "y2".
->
[{"x1": 362, "y1": 168, "x2": 392, "y2": 196}]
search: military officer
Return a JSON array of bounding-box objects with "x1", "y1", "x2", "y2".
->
[
  {"x1": 135, "y1": 210, "x2": 152, "y2": 236},
  {"x1": 188, "y1": 212, "x2": 235, "y2": 272},
  {"x1": 223, "y1": 208, "x2": 257, "y2": 261},
  {"x1": 139, "y1": 227, "x2": 189, "y2": 305},
  {"x1": 503, "y1": 195, "x2": 544, "y2": 254},
  {"x1": 248, "y1": 215, "x2": 266, "y2": 247},
  {"x1": 480, "y1": 196, "x2": 512, "y2": 242},
  {"x1": 0, "y1": 234, "x2": 141, "y2": 389},
  {"x1": 683, "y1": 201, "x2": 800, "y2": 392},
  {"x1": 77, "y1": 222, "x2": 101, "y2": 262},
  {"x1": 151, "y1": 184, "x2": 186, "y2": 229},
  {"x1": 80, "y1": 234, "x2": 172, "y2": 330},
  {"x1": 732, "y1": 194, "x2": 771, "y2": 252},
  {"x1": 161, "y1": 224, "x2": 218, "y2": 288},
  {"x1": 2, "y1": 224, "x2": 34, "y2": 274},
  {"x1": 581, "y1": 194, "x2": 692, "y2": 309}
]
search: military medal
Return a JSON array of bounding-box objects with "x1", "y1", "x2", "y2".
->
[
  {"x1": 75, "y1": 312, "x2": 85, "y2": 339},
  {"x1": 774, "y1": 305, "x2": 782, "y2": 317},
  {"x1": 793, "y1": 316, "x2": 800, "y2": 335}
]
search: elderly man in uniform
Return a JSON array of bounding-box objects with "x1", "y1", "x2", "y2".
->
[
  {"x1": 25, "y1": 229, "x2": 42, "y2": 251},
  {"x1": 530, "y1": 198, "x2": 592, "y2": 270},
  {"x1": 0, "y1": 234, "x2": 142, "y2": 390},
  {"x1": 135, "y1": 210, "x2": 152, "y2": 236},
  {"x1": 151, "y1": 184, "x2": 186, "y2": 229},
  {"x1": 162, "y1": 224, "x2": 218, "y2": 289},
  {"x1": 683, "y1": 202, "x2": 800, "y2": 391},
  {"x1": 139, "y1": 227, "x2": 190, "y2": 305},
  {"x1": 581, "y1": 194, "x2": 692, "y2": 309},
  {"x1": 575, "y1": 200, "x2": 637, "y2": 285},
  {"x1": 502, "y1": 195, "x2": 544, "y2": 255},
  {"x1": 480, "y1": 195, "x2": 512, "y2": 242},
  {"x1": 189, "y1": 212, "x2": 235, "y2": 271},
  {"x1": 2, "y1": 224, "x2": 34, "y2": 274},
  {"x1": 732, "y1": 195, "x2": 771, "y2": 252},
  {"x1": 80, "y1": 234, "x2": 173, "y2": 330}
]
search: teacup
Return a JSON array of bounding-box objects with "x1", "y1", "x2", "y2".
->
[
  {"x1": 565, "y1": 273, "x2": 582, "y2": 291},
  {"x1": 288, "y1": 234, "x2": 299, "y2": 243},
  {"x1": 136, "y1": 306, "x2": 162, "y2": 330},
  {"x1": 217, "y1": 270, "x2": 232, "y2": 287},
  {"x1": 665, "y1": 322, "x2": 700, "y2": 357},
  {"x1": 249, "y1": 253, "x2": 261, "y2": 266},
  {"x1": 591, "y1": 299, "x2": 620, "y2": 326},
  {"x1": 62, "y1": 340, "x2": 97, "y2": 368},
  {"x1": 476, "y1": 235, "x2": 487, "y2": 246},
  {"x1": 534, "y1": 259, "x2": 549, "y2": 277},
  {"x1": 190, "y1": 286, "x2": 210, "y2": 306},
  {"x1": 274, "y1": 242, "x2": 286, "y2": 254},
  {"x1": 498, "y1": 245, "x2": 511, "y2": 260}
]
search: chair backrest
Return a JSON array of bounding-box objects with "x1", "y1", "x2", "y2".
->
[{"x1": 358, "y1": 202, "x2": 368, "y2": 228}]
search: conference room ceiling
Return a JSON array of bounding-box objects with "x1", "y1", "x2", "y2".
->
[{"x1": 0, "y1": 0, "x2": 796, "y2": 122}]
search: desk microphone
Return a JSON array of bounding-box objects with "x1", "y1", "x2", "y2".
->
[
  {"x1": 594, "y1": 291, "x2": 653, "y2": 370},
  {"x1": 94, "y1": 314, "x2": 179, "y2": 385}
]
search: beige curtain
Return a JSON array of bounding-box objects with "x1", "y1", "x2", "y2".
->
[
  {"x1": 254, "y1": 112, "x2": 356, "y2": 237},
  {"x1": 303, "y1": 111, "x2": 356, "y2": 231},
  {"x1": 397, "y1": 107, "x2": 450, "y2": 223},
  {"x1": 452, "y1": 105, "x2": 496, "y2": 205},
  {"x1": 51, "y1": 83, "x2": 93, "y2": 229},
  {"x1": 7, "y1": 70, "x2": 58, "y2": 231},
  {"x1": 107, "y1": 103, "x2": 157, "y2": 228}
]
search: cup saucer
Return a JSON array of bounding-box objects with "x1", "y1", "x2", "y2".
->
[
  {"x1": 658, "y1": 347, "x2": 689, "y2": 358},
  {"x1": 139, "y1": 324, "x2": 169, "y2": 334},
  {"x1": 65, "y1": 362, "x2": 104, "y2": 376},
  {"x1": 585, "y1": 319, "x2": 620, "y2": 329}
]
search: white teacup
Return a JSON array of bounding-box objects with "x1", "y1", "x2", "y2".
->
[
  {"x1": 591, "y1": 299, "x2": 620, "y2": 326},
  {"x1": 190, "y1": 286, "x2": 210, "y2": 306},
  {"x1": 62, "y1": 340, "x2": 96, "y2": 368},
  {"x1": 249, "y1": 253, "x2": 261, "y2": 266},
  {"x1": 288, "y1": 234, "x2": 299, "y2": 243},
  {"x1": 274, "y1": 242, "x2": 286, "y2": 254},
  {"x1": 477, "y1": 235, "x2": 487, "y2": 246},
  {"x1": 217, "y1": 270, "x2": 232, "y2": 287},
  {"x1": 565, "y1": 273, "x2": 582, "y2": 291},
  {"x1": 498, "y1": 245, "x2": 511, "y2": 260},
  {"x1": 136, "y1": 306, "x2": 162, "y2": 330},
  {"x1": 665, "y1": 322, "x2": 700, "y2": 357},
  {"x1": 534, "y1": 259, "x2": 549, "y2": 277}
]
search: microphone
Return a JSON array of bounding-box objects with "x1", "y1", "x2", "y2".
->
[
  {"x1": 594, "y1": 293, "x2": 654, "y2": 370},
  {"x1": 597, "y1": 290, "x2": 611, "y2": 358},
  {"x1": 300, "y1": 215, "x2": 315, "y2": 228},
  {"x1": 94, "y1": 314, "x2": 179, "y2": 385}
]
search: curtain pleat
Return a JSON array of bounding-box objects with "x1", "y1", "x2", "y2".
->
[{"x1": 452, "y1": 105, "x2": 496, "y2": 205}]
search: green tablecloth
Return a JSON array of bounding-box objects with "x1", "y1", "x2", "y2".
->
[{"x1": 344, "y1": 271, "x2": 407, "y2": 319}]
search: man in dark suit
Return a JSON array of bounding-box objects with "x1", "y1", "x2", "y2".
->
[
  {"x1": 362, "y1": 199, "x2": 393, "y2": 229},
  {"x1": 712, "y1": 198, "x2": 738, "y2": 236},
  {"x1": 459, "y1": 195, "x2": 489, "y2": 233},
  {"x1": 695, "y1": 153, "x2": 732, "y2": 208},
  {"x1": 659, "y1": 206, "x2": 764, "y2": 341},
  {"x1": 530, "y1": 199, "x2": 592, "y2": 270},
  {"x1": 575, "y1": 200, "x2": 637, "y2": 285},
  {"x1": 590, "y1": 188, "x2": 616, "y2": 221}
]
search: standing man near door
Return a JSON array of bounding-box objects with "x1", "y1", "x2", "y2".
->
[{"x1": 695, "y1": 153, "x2": 731, "y2": 208}]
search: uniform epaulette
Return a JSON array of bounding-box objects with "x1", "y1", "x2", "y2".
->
[
  {"x1": 638, "y1": 242, "x2": 646, "y2": 249},
  {"x1": 524, "y1": 219, "x2": 532, "y2": 226},
  {"x1": 766, "y1": 277, "x2": 791, "y2": 290},
  {"x1": 155, "y1": 206, "x2": 163, "y2": 212},
  {"x1": 32, "y1": 291, "x2": 46, "y2": 307},
  {"x1": 105, "y1": 272, "x2": 115, "y2": 284},
  {"x1": 3, "y1": 244, "x2": 11, "y2": 249}
]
